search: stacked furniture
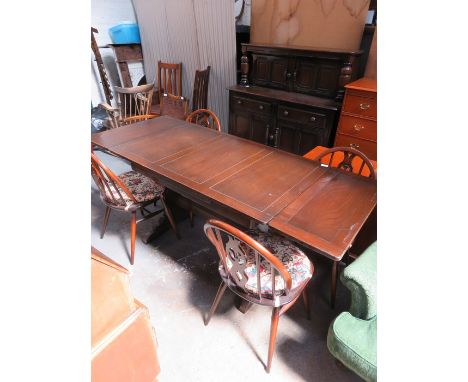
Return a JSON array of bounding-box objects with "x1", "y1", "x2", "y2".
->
[
  {"x1": 334, "y1": 78, "x2": 377, "y2": 160},
  {"x1": 327, "y1": 242, "x2": 377, "y2": 382},
  {"x1": 228, "y1": 43, "x2": 362, "y2": 155},
  {"x1": 91, "y1": 247, "x2": 160, "y2": 382}
]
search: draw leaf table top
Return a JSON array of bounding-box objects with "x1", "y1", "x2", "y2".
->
[{"x1": 92, "y1": 116, "x2": 377, "y2": 261}]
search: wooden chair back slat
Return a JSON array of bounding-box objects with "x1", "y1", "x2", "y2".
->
[
  {"x1": 103, "y1": 83, "x2": 154, "y2": 129},
  {"x1": 160, "y1": 93, "x2": 189, "y2": 120},
  {"x1": 204, "y1": 219, "x2": 292, "y2": 304},
  {"x1": 192, "y1": 66, "x2": 210, "y2": 111},
  {"x1": 91, "y1": 153, "x2": 137, "y2": 207},
  {"x1": 157, "y1": 61, "x2": 182, "y2": 101},
  {"x1": 186, "y1": 109, "x2": 221, "y2": 131},
  {"x1": 315, "y1": 147, "x2": 376, "y2": 179}
]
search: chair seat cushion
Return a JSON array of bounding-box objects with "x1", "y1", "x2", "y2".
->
[
  {"x1": 224, "y1": 230, "x2": 313, "y2": 297},
  {"x1": 105, "y1": 170, "x2": 164, "y2": 208},
  {"x1": 327, "y1": 313, "x2": 377, "y2": 382}
]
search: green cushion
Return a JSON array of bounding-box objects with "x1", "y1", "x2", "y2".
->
[
  {"x1": 327, "y1": 313, "x2": 377, "y2": 382},
  {"x1": 341, "y1": 242, "x2": 377, "y2": 319}
]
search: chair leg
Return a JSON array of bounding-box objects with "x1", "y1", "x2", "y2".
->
[
  {"x1": 205, "y1": 282, "x2": 227, "y2": 326},
  {"x1": 100, "y1": 206, "x2": 111, "y2": 239},
  {"x1": 130, "y1": 211, "x2": 136, "y2": 265},
  {"x1": 160, "y1": 194, "x2": 180, "y2": 239},
  {"x1": 266, "y1": 307, "x2": 280, "y2": 373},
  {"x1": 331, "y1": 260, "x2": 338, "y2": 309},
  {"x1": 302, "y1": 287, "x2": 311, "y2": 320}
]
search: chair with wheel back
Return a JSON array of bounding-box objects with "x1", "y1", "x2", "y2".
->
[
  {"x1": 203, "y1": 219, "x2": 314, "y2": 373},
  {"x1": 186, "y1": 109, "x2": 221, "y2": 132},
  {"x1": 91, "y1": 152, "x2": 179, "y2": 265},
  {"x1": 315, "y1": 146, "x2": 376, "y2": 179}
]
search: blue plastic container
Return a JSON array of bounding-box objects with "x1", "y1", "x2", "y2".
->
[{"x1": 109, "y1": 22, "x2": 141, "y2": 44}]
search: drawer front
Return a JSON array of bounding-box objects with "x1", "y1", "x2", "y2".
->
[
  {"x1": 338, "y1": 115, "x2": 377, "y2": 142},
  {"x1": 231, "y1": 95, "x2": 271, "y2": 115},
  {"x1": 334, "y1": 133, "x2": 377, "y2": 160},
  {"x1": 343, "y1": 92, "x2": 377, "y2": 119},
  {"x1": 277, "y1": 105, "x2": 326, "y2": 128}
]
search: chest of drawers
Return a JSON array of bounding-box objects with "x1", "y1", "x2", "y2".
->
[{"x1": 334, "y1": 78, "x2": 377, "y2": 160}]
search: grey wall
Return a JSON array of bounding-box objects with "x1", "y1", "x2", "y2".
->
[{"x1": 132, "y1": 0, "x2": 237, "y2": 131}]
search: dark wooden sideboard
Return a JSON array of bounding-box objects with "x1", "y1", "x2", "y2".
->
[{"x1": 228, "y1": 43, "x2": 362, "y2": 155}]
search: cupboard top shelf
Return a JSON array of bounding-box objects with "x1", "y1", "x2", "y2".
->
[{"x1": 228, "y1": 85, "x2": 339, "y2": 111}]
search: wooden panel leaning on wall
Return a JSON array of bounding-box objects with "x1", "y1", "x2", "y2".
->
[{"x1": 91, "y1": 247, "x2": 160, "y2": 382}]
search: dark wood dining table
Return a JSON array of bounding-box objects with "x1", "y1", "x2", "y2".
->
[{"x1": 92, "y1": 116, "x2": 377, "y2": 305}]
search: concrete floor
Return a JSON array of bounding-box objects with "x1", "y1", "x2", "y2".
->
[{"x1": 91, "y1": 151, "x2": 362, "y2": 382}]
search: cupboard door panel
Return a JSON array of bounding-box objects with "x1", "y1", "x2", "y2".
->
[
  {"x1": 229, "y1": 111, "x2": 251, "y2": 140},
  {"x1": 251, "y1": 114, "x2": 272, "y2": 145},
  {"x1": 276, "y1": 122, "x2": 298, "y2": 154},
  {"x1": 252, "y1": 54, "x2": 289, "y2": 90}
]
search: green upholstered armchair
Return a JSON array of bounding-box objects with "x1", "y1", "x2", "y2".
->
[{"x1": 327, "y1": 242, "x2": 377, "y2": 382}]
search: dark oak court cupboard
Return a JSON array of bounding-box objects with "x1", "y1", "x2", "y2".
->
[{"x1": 228, "y1": 43, "x2": 362, "y2": 155}]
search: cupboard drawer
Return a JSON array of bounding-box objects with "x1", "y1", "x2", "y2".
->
[
  {"x1": 338, "y1": 115, "x2": 377, "y2": 142},
  {"x1": 231, "y1": 95, "x2": 272, "y2": 115},
  {"x1": 343, "y1": 92, "x2": 377, "y2": 119},
  {"x1": 277, "y1": 105, "x2": 326, "y2": 127},
  {"x1": 334, "y1": 133, "x2": 377, "y2": 160}
]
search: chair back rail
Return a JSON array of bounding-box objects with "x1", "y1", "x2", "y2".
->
[
  {"x1": 186, "y1": 109, "x2": 221, "y2": 131},
  {"x1": 157, "y1": 61, "x2": 182, "y2": 100},
  {"x1": 91, "y1": 153, "x2": 137, "y2": 207},
  {"x1": 160, "y1": 93, "x2": 189, "y2": 120},
  {"x1": 192, "y1": 66, "x2": 210, "y2": 111},
  {"x1": 204, "y1": 219, "x2": 292, "y2": 305},
  {"x1": 315, "y1": 146, "x2": 376, "y2": 179},
  {"x1": 100, "y1": 83, "x2": 154, "y2": 129}
]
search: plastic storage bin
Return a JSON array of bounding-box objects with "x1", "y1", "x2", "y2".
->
[{"x1": 109, "y1": 22, "x2": 141, "y2": 44}]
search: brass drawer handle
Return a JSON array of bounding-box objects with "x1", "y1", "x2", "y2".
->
[
  {"x1": 353, "y1": 124, "x2": 364, "y2": 131},
  {"x1": 350, "y1": 143, "x2": 360, "y2": 149},
  {"x1": 259, "y1": 105, "x2": 264, "y2": 110},
  {"x1": 237, "y1": 100, "x2": 242, "y2": 105},
  {"x1": 359, "y1": 103, "x2": 370, "y2": 110},
  {"x1": 310, "y1": 116, "x2": 316, "y2": 122},
  {"x1": 283, "y1": 110, "x2": 289, "y2": 116}
]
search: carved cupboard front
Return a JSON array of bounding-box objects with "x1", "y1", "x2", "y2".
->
[{"x1": 228, "y1": 44, "x2": 362, "y2": 155}]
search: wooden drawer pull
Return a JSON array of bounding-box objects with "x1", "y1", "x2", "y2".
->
[
  {"x1": 353, "y1": 124, "x2": 364, "y2": 131},
  {"x1": 259, "y1": 105, "x2": 264, "y2": 110},
  {"x1": 237, "y1": 100, "x2": 242, "y2": 105},
  {"x1": 283, "y1": 110, "x2": 289, "y2": 116},
  {"x1": 310, "y1": 116, "x2": 316, "y2": 122},
  {"x1": 359, "y1": 103, "x2": 370, "y2": 110}
]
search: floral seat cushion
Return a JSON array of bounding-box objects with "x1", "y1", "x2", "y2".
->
[
  {"x1": 104, "y1": 170, "x2": 165, "y2": 208},
  {"x1": 223, "y1": 230, "x2": 313, "y2": 297}
]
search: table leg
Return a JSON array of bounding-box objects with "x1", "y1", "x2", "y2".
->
[{"x1": 331, "y1": 260, "x2": 338, "y2": 309}]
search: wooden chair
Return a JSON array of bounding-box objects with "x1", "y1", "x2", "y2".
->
[
  {"x1": 160, "y1": 93, "x2": 189, "y2": 120},
  {"x1": 186, "y1": 109, "x2": 221, "y2": 131},
  {"x1": 203, "y1": 219, "x2": 314, "y2": 373},
  {"x1": 150, "y1": 61, "x2": 183, "y2": 115},
  {"x1": 314, "y1": 147, "x2": 376, "y2": 308},
  {"x1": 192, "y1": 66, "x2": 210, "y2": 111},
  {"x1": 91, "y1": 153, "x2": 179, "y2": 265},
  {"x1": 315, "y1": 147, "x2": 376, "y2": 179},
  {"x1": 100, "y1": 83, "x2": 154, "y2": 129}
]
